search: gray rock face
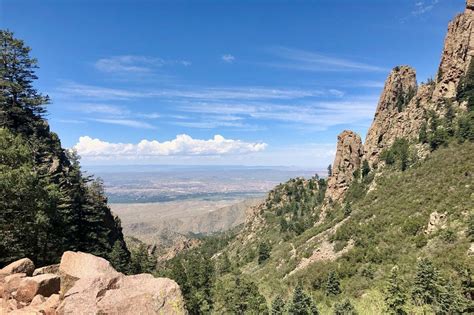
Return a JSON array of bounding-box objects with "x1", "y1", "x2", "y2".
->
[
  {"x1": 363, "y1": 66, "x2": 418, "y2": 165},
  {"x1": 322, "y1": 1, "x2": 474, "y2": 203},
  {"x1": 325, "y1": 130, "x2": 363, "y2": 203},
  {"x1": 433, "y1": 3, "x2": 474, "y2": 101}
]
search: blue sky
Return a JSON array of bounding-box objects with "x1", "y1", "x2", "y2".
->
[{"x1": 0, "y1": 0, "x2": 465, "y2": 167}]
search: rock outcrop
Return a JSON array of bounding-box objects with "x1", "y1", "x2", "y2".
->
[
  {"x1": 433, "y1": 2, "x2": 474, "y2": 101},
  {"x1": 322, "y1": 0, "x2": 474, "y2": 204},
  {"x1": 363, "y1": 66, "x2": 419, "y2": 165},
  {"x1": 325, "y1": 130, "x2": 363, "y2": 202},
  {"x1": 0, "y1": 252, "x2": 187, "y2": 314},
  {"x1": 59, "y1": 273, "x2": 185, "y2": 315}
]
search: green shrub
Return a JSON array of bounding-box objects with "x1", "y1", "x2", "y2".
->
[{"x1": 333, "y1": 299, "x2": 357, "y2": 315}]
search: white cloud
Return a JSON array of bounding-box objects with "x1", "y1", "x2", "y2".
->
[
  {"x1": 265, "y1": 46, "x2": 387, "y2": 72},
  {"x1": 95, "y1": 55, "x2": 191, "y2": 74},
  {"x1": 412, "y1": 0, "x2": 439, "y2": 16},
  {"x1": 76, "y1": 103, "x2": 130, "y2": 115},
  {"x1": 221, "y1": 54, "x2": 235, "y2": 63},
  {"x1": 74, "y1": 135, "x2": 267, "y2": 159},
  {"x1": 177, "y1": 96, "x2": 378, "y2": 130},
  {"x1": 92, "y1": 118, "x2": 156, "y2": 129},
  {"x1": 95, "y1": 56, "x2": 164, "y2": 73},
  {"x1": 55, "y1": 82, "x2": 327, "y2": 101},
  {"x1": 56, "y1": 83, "x2": 144, "y2": 100}
]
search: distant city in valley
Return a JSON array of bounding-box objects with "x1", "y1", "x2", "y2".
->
[{"x1": 85, "y1": 165, "x2": 324, "y2": 203}]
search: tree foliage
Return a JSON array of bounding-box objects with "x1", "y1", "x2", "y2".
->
[
  {"x1": 258, "y1": 241, "x2": 271, "y2": 264},
  {"x1": 288, "y1": 283, "x2": 318, "y2": 315},
  {"x1": 326, "y1": 271, "x2": 341, "y2": 296},
  {"x1": 271, "y1": 295, "x2": 286, "y2": 315},
  {"x1": 384, "y1": 266, "x2": 407, "y2": 315},
  {"x1": 380, "y1": 138, "x2": 410, "y2": 171},
  {"x1": 333, "y1": 299, "x2": 357, "y2": 315},
  {"x1": 0, "y1": 30, "x2": 130, "y2": 267}
]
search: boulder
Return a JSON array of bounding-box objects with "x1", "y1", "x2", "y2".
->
[
  {"x1": 16, "y1": 274, "x2": 60, "y2": 303},
  {"x1": 425, "y1": 211, "x2": 447, "y2": 234},
  {"x1": 99, "y1": 274, "x2": 186, "y2": 314},
  {"x1": 57, "y1": 274, "x2": 123, "y2": 314},
  {"x1": 59, "y1": 251, "x2": 119, "y2": 297},
  {"x1": 30, "y1": 294, "x2": 46, "y2": 306},
  {"x1": 4, "y1": 273, "x2": 27, "y2": 294},
  {"x1": 58, "y1": 273, "x2": 186, "y2": 314},
  {"x1": 11, "y1": 294, "x2": 60, "y2": 315},
  {"x1": 41, "y1": 293, "x2": 60, "y2": 315},
  {"x1": 0, "y1": 258, "x2": 35, "y2": 276},
  {"x1": 33, "y1": 264, "x2": 59, "y2": 276}
]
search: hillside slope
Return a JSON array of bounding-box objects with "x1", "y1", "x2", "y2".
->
[
  {"x1": 223, "y1": 142, "x2": 473, "y2": 313},
  {"x1": 161, "y1": 2, "x2": 474, "y2": 314}
]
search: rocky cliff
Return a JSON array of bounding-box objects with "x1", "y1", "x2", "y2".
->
[
  {"x1": 363, "y1": 66, "x2": 418, "y2": 165},
  {"x1": 325, "y1": 130, "x2": 363, "y2": 203},
  {"x1": 324, "y1": 0, "x2": 474, "y2": 203},
  {"x1": 433, "y1": 2, "x2": 474, "y2": 101}
]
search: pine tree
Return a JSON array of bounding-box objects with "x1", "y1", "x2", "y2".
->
[
  {"x1": 327, "y1": 164, "x2": 332, "y2": 177},
  {"x1": 361, "y1": 160, "x2": 370, "y2": 178},
  {"x1": 258, "y1": 241, "x2": 271, "y2": 264},
  {"x1": 457, "y1": 58, "x2": 474, "y2": 111},
  {"x1": 343, "y1": 203, "x2": 352, "y2": 217},
  {"x1": 412, "y1": 258, "x2": 440, "y2": 305},
  {"x1": 419, "y1": 121, "x2": 428, "y2": 144},
  {"x1": 219, "y1": 252, "x2": 232, "y2": 274},
  {"x1": 0, "y1": 30, "x2": 131, "y2": 267},
  {"x1": 0, "y1": 30, "x2": 49, "y2": 135},
  {"x1": 288, "y1": 283, "x2": 318, "y2": 315},
  {"x1": 333, "y1": 299, "x2": 357, "y2": 315},
  {"x1": 130, "y1": 244, "x2": 155, "y2": 274},
  {"x1": 109, "y1": 240, "x2": 131, "y2": 273},
  {"x1": 326, "y1": 271, "x2": 341, "y2": 296},
  {"x1": 434, "y1": 280, "x2": 466, "y2": 314},
  {"x1": 384, "y1": 266, "x2": 407, "y2": 315},
  {"x1": 271, "y1": 295, "x2": 286, "y2": 315}
]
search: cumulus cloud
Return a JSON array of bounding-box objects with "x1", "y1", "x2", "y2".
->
[
  {"x1": 74, "y1": 134, "x2": 267, "y2": 159},
  {"x1": 221, "y1": 54, "x2": 235, "y2": 63}
]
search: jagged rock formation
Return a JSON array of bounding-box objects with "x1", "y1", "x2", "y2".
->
[
  {"x1": 324, "y1": 0, "x2": 474, "y2": 202},
  {"x1": 433, "y1": 2, "x2": 474, "y2": 101},
  {"x1": 0, "y1": 252, "x2": 186, "y2": 314},
  {"x1": 363, "y1": 66, "x2": 418, "y2": 165},
  {"x1": 325, "y1": 130, "x2": 363, "y2": 203}
]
